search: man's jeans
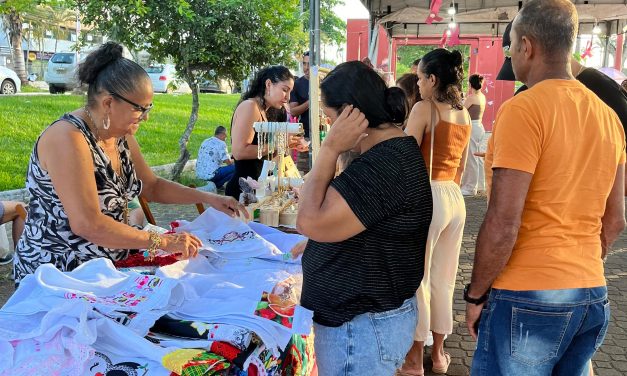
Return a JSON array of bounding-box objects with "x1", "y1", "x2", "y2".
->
[
  {"x1": 314, "y1": 297, "x2": 417, "y2": 376},
  {"x1": 210, "y1": 164, "x2": 235, "y2": 188},
  {"x1": 471, "y1": 287, "x2": 610, "y2": 376}
]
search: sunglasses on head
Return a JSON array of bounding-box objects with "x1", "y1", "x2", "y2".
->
[{"x1": 110, "y1": 92, "x2": 153, "y2": 119}]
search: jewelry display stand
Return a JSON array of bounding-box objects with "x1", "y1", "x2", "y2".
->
[{"x1": 251, "y1": 122, "x2": 304, "y2": 228}]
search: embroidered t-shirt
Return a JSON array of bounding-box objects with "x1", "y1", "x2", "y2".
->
[
  {"x1": 301, "y1": 136, "x2": 432, "y2": 327},
  {"x1": 196, "y1": 137, "x2": 229, "y2": 180}
]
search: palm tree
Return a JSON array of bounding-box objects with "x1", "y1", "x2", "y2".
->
[
  {"x1": 1, "y1": 9, "x2": 28, "y2": 84},
  {"x1": 40, "y1": 5, "x2": 76, "y2": 53}
]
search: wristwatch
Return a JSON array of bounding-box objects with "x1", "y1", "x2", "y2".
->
[{"x1": 463, "y1": 283, "x2": 489, "y2": 305}]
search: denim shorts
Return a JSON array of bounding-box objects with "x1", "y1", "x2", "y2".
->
[
  {"x1": 471, "y1": 287, "x2": 609, "y2": 376},
  {"x1": 314, "y1": 297, "x2": 417, "y2": 376}
]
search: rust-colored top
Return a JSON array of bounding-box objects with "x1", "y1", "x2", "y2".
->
[{"x1": 420, "y1": 111, "x2": 471, "y2": 181}]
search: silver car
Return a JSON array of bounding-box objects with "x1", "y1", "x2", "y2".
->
[
  {"x1": 44, "y1": 52, "x2": 84, "y2": 94},
  {"x1": 0, "y1": 66, "x2": 21, "y2": 95}
]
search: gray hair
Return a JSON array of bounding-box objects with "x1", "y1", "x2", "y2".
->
[
  {"x1": 78, "y1": 42, "x2": 150, "y2": 107},
  {"x1": 514, "y1": 0, "x2": 578, "y2": 62}
]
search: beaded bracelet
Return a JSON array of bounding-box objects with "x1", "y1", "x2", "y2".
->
[{"x1": 143, "y1": 230, "x2": 162, "y2": 261}]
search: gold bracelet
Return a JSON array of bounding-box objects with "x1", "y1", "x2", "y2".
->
[{"x1": 143, "y1": 230, "x2": 162, "y2": 261}]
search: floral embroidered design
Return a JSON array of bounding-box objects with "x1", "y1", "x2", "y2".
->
[
  {"x1": 89, "y1": 352, "x2": 147, "y2": 376},
  {"x1": 205, "y1": 231, "x2": 256, "y2": 246}
]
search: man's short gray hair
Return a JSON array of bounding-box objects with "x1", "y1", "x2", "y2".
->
[{"x1": 515, "y1": 0, "x2": 578, "y2": 62}]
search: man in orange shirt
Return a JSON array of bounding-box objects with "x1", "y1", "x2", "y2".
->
[{"x1": 465, "y1": 1, "x2": 626, "y2": 375}]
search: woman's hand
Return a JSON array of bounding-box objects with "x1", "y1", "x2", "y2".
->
[
  {"x1": 160, "y1": 232, "x2": 203, "y2": 259},
  {"x1": 207, "y1": 194, "x2": 249, "y2": 219},
  {"x1": 288, "y1": 135, "x2": 303, "y2": 148},
  {"x1": 322, "y1": 105, "x2": 369, "y2": 154}
]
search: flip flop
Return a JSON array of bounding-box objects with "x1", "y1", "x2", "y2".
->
[{"x1": 431, "y1": 352, "x2": 451, "y2": 374}]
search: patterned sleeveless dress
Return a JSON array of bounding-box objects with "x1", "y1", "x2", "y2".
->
[{"x1": 14, "y1": 113, "x2": 142, "y2": 283}]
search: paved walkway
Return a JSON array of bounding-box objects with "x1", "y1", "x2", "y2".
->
[{"x1": 1, "y1": 197, "x2": 626, "y2": 375}]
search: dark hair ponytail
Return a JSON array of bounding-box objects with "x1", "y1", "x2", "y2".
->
[
  {"x1": 385, "y1": 87, "x2": 408, "y2": 124},
  {"x1": 240, "y1": 65, "x2": 294, "y2": 110},
  {"x1": 79, "y1": 42, "x2": 149, "y2": 107},
  {"x1": 420, "y1": 48, "x2": 464, "y2": 110},
  {"x1": 320, "y1": 61, "x2": 407, "y2": 128},
  {"x1": 469, "y1": 74, "x2": 484, "y2": 90},
  {"x1": 396, "y1": 73, "x2": 421, "y2": 109}
]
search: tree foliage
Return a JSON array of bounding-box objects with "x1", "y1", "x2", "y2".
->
[
  {"x1": 301, "y1": 0, "x2": 346, "y2": 48},
  {"x1": 1, "y1": 0, "x2": 69, "y2": 83},
  {"x1": 1, "y1": 0, "x2": 40, "y2": 83},
  {"x1": 77, "y1": 0, "x2": 304, "y2": 179}
]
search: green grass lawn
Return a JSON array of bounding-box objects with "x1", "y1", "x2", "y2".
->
[
  {"x1": 20, "y1": 85, "x2": 48, "y2": 93},
  {"x1": 0, "y1": 93, "x2": 239, "y2": 191}
]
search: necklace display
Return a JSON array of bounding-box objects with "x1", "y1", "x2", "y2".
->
[
  {"x1": 256, "y1": 121, "x2": 291, "y2": 194},
  {"x1": 83, "y1": 107, "x2": 130, "y2": 225}
]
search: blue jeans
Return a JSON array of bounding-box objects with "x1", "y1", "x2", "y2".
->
[
  {"x1": 210, "y1": 164, "x2": 235, "y2": 188},
  {"x1": 471, "y1": 287, "x2": 610, "y2": 376},
  {"x1": 313, "y1": 297, "x2": 417, "y2": 376}
]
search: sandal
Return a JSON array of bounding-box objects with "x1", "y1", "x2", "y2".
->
[{"x1": 431, "y1": 352, "x2": 451, "y2": 374}]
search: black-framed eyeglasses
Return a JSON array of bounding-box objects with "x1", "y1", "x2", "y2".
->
[{"x1": 110, "y1": 92, "x2": 153, "y2": 119}]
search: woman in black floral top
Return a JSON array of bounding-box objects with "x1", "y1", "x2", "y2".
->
[{"x1": 14, "y1": 42, "x2": 246, "y2": 284}]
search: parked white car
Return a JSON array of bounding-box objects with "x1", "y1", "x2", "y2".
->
[
  {"x1": 44, "y1": 52, "x2": 85, "y2": 94},
  {"x1": 146, "y1": 64, "x2": 179, "y2": 93},
  {"x1": 0, "y1": 66, "x2": 21, "y2": 95}
]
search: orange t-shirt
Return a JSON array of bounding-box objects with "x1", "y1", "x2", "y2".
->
[{"x1": 487, "y1": 79, "x2": 625, "y2": 291}]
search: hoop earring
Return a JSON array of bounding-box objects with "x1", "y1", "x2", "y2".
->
[{"x1": 103, "y1": 114, "x2": 110, "y2": 130}]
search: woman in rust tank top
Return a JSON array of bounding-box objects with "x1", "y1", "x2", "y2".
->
[{"x1": 401, "y1": 48, "x2": 471, "y2": 376}]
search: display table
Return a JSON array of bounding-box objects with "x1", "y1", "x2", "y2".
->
[{"x1": 0, "y1": 209, "x2": 316, "y2": 376}]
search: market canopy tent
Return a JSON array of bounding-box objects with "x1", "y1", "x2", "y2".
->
[{"x1": 359, "y1": 1, "x2": 627, "y2": 41}]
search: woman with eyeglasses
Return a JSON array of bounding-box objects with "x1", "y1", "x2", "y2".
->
[{"x1": 13, "y1": 42, "x2": 246, "y2": 285}]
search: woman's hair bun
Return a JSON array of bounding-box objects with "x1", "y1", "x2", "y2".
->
[
  {"x1": 78, "y1": 41, "x2": 124, "y2": 85},
  {"x1": 449, "y1": 50, "x2": 463, "y2": 67},
  {"x1": 384, "y1": 86, "x2": 408, "y2": 125}
]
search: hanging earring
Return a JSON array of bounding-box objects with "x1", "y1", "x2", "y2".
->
[{"x1": 103, "y1": 114, "x2": 110, "y2": 130}]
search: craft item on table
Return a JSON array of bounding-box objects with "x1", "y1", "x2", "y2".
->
[
  {"x1": 259, "y1": 206, "x2": 280, "y2": 227},
  {"x1": 256, "y1": 160, "x2": 275, "y2": 197},
  {"x1": 150, "y1": 315, "x2": 253, "y2": 350},
  {"x1": 282, "y1": 334, "x2": 316, "y2": 376},
  {"x1": 279, "y1": 204, "x2": 298, "y2": 228},
  {"x1": 86, "y1": 351, "x2": 156, "y2": 376},
  {"x1": 254, "y1": 280, "x2": 298, "y2": 330},
  {"x1": 238, "y1": 177, "x2": 259, "y2": 206},
  {"x1": 0, "y1": 330, "x2": 94, "y2": 376},
  {"x1": 2, "y1": 258, "x2": 181, "y2": 337},
  {"x1": 113, "y1": 253, "x2": 178, "y2": 270},
  {"x1": 257, "y1": 194, "x2": 296, "y2": 228},
  {"x1": 162, "y1": 349, "x2": 229, "y2": 376},
  {"x1": 254, "y1": 122, "x2": 303, "y2": 196}
]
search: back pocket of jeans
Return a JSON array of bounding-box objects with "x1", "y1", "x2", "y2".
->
[
  {"x1": 511, "y1": 308, "x2": 572, "y2": 366},
  {"x1": 594, "y1": 301, "x2": 611, "y2": 350},
  {"x1": 369, "y1": 300, "x2": 416, "y2": 363}
]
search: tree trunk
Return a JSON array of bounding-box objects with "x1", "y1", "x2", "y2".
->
[
  {"x1": 171, "y1": 76, "x2": 199, "y2": 181},
  {"x1": 5, "y1": 10, "x2": 27, "y2": 84}
]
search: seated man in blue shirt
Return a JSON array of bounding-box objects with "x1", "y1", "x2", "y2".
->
[{"x1": 196, "y1": 126, "x2": 235, "y2": 189}]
